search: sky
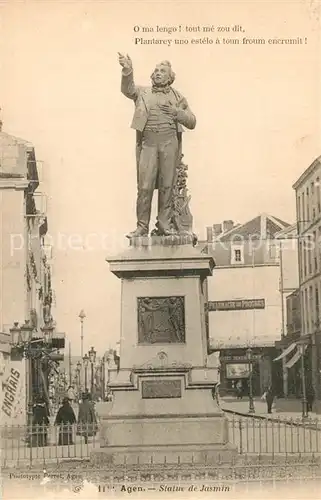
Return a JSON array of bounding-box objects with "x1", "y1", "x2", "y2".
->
[{"x1": 1, "y1": 0, "x2": 320, "y2": 356}]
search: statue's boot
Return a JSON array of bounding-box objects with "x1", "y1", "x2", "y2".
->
[
  {"x1": 126, "y1": 226, "x2": 148, "y2": 239},
  {"x1": 126, "y1": 189, "x2": 152, "y2": 239}
]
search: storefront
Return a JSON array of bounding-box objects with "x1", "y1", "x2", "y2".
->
[{"x1": 219, "y1": 347, "x2": 282, "y2": 397}]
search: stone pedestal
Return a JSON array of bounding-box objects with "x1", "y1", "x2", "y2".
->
[{"x1": 94, "y1": 237, "x2": 236, "y2": 465}]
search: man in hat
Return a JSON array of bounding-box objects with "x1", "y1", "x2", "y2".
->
[{"x1": 118, "y1": 53, "x2": 196, "y2": 238}]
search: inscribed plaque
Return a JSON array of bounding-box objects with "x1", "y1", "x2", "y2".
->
[{"x1": 142, "y1": 379, "x2": 182, "y2": 399}]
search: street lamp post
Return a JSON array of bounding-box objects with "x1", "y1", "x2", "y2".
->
[
  {"x1": 101, "y1": 357, "x2": 106, "y2": 400},
  {"x1": 83, "y1": 354, "x2": 89, "y2": 390},
  {"x1": 246, "y1": 348, "x2": 255, "y2": 414},
  {"x1": 10, "y1": 321, "x2": 34, "y2": 427},
  {"x1": 79, "y1": 309, "x2": 86, "y2": 360},
  {"x1": 299, "y1": 344, "x2": 308, "y2": 419},
  {"x1": 88, "y1": 346, "x2": 96, "y2": 397}
]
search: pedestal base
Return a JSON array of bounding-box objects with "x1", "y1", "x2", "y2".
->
[
  {"x1": 94, "y1": 398, "x2": 237, "y2": 466},
  {"x1": 91, "y1": 442, "x2": 237, "y2": 466}
]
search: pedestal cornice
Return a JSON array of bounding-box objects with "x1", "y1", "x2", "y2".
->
[{"x1": 107, "y1": 238, "x2": 215, "y2": 278}]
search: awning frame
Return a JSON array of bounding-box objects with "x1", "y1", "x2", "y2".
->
[{"x1": 273, "y1": 342, "x2": 297, "y2": 362}]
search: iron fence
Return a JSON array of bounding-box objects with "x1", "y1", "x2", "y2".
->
[
  {"x1": 1, "y1": 423, "x2": 100, "y2": 468},
  {"x1": 228, "y1": 415, "x2": 321, "y2": 455},
  {"x1": 2, "y1": 416, "x2": 321, "y2": 469}
]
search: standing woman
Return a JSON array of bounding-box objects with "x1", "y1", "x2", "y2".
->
[
  {"x1": 30, "y1": 396, "x2": 50, "y2": 447},
  {"x1": 55, "y1": 397, "x2": 76, "y2": 445},
  {"x1": 77, "y1": 392, "x2": 98, "y2": 444},
  {"x1": 265, "y1": 386, "x2": 275, "y2": 414}
]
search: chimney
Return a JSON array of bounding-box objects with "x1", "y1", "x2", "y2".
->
[
  {"x1": 206, "y1": 226, "x2": 213, "y2": 243},
  {"x1": 213, "y1": 224, "x2": 222, "y2": 238},
  {"x1": 223, "y1": 220, "x2": 234, "y2": 233}
]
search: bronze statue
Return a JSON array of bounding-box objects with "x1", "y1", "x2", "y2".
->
[{"x1": 118, "y1": 53, "x2": 196, "y2": 238}]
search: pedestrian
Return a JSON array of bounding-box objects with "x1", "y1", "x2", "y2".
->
[
  {"x1": 67, "y1": 385, "x2": 76, "y2": 403},
  {"x1": 236, "y1": 380, "x2": 243, "y2": 400},
  {"x1": 265, "y1": 386, "x2": 275, "y2": 414},
  {"x1": 306, "y1": 386, "x2": 315, "y2": 412},
  {"x1": 76, "y1": 392, "x2": 98, "y2": 444},
  {"x1": 54, "y1": 397, "x2": 76, "y2": 445},
  {"x1": 214, "y1": 382, "x2": 221, "y2": 407},
  {"x1": 30, "y1": 396, "x2": 50, "y2": 447}
]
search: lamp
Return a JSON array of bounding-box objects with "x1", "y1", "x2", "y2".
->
[
  {"x1": 20, "y1": 320, "x2": 33, "y2": 343},
  {"x1": 88, "y1": 346, "x2": 96, "y2": 363},
  {"x1": 246, "y1": 347, "x2": 255, "y2": 414},
  {"x1": 88, "y1": 346, "x2": 96, "y2": 396},
  {"x1": 10, "y1": 322, "x2": 21, "y2": 345},
  {"x1": 83, "y1": 353, "x2": 89, "y2": 367},
  {"x1": 79, "y1": 309, "x2": 86, "y2": 359}
]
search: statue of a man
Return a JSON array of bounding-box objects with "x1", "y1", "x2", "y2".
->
[{"x1": 118, "y1": 53, "x2": 196, "y2": 238}]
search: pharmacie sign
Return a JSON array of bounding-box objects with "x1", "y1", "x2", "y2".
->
[{"x1": 208, "y1": 299, "x2": 265, "y2": 311}]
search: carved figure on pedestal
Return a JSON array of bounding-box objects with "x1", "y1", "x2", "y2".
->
[
  {"x1": 138, "y1": 296, "x2": 185, "y2": 344},
  {"x1": 118, "y1": 53, "x2": 196, "y2": 238}
]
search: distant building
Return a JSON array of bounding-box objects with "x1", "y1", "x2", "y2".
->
[
  {"x1": 291, "y1": 155, "x2": 321, "y2": 411},
  {"x1": 273, "y1": 224, "x2": 300, "y2": 397},
  {"x1": 200, "y1": 214, "x2": 298, "y2": 397}
]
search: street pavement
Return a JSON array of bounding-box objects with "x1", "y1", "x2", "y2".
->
[
  {"x1": 221, "y1": 396, "x2": 321, "y2": 422},
  {"x1": 2, "y1": 398, "x2": 321, "y2": 468}
]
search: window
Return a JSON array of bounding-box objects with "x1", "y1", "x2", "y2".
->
[
  {"x1": 231, "y1": 245, "x2": 244, "y2": 264},
  {"x1": 305, "y1": 288, "x2": 309, "y2": 334},
  {"x1": 306, "y1": 187, "x2": 310, "y2": 221},
  {"x1": 319, "y1": 226, "x2": 321, "y2": 269},
  {"x1": 312, "y1": 181, "x2": 316, "y2": 219},
  {"x1": 307, "y1": 236, "x2": 312, "y2": 274},
  {"x1": 297, "y1": 195, "x2": 301, "y2": 223},
  {"x1": 309, "y1": 285, "x2": 313, "y2": 332},
  {"x1": 317, "y1": 177, "x2": 321, "y2": 213},
  {"x1": 301, "y1": 290, "x2": 305, "y2": 333},
  {"x1": 303, "y1": 244, "x2": 307, "y2": 277},
  {"x1": 314, "y1": 230, "x2": 318, "y2": 272},
  {"x1": 315, "y1": 286, "x2": 319, "y2": 326},
  {"x1": 299, "y1": 240, "x2": 306, "y2": 279},
  {"x1": 235, "y1": 250, "x2": 241, "y2": 261}
]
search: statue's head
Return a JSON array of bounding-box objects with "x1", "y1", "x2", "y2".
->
[{"x1": 151, "y1": 61, "x2": 175, "y2": 87}]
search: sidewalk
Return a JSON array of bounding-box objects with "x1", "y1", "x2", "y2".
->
[{"x1": 221, "y1": 397, "x2": 321, "y2": 423}]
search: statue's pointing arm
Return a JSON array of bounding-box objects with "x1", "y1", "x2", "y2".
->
[
  {"x1": 118, "y1": 53, "x2": 138, "y2": 101},
  {"x1": 176, "y1": 96, "x2": 196, "y2": 130}
]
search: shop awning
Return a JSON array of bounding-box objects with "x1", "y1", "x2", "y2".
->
[
  {"x1": 284, "y1": 345, "x2": 307, "y2": 369},
  {"x1": 273, "y1": 342, "x2": 297, "y2": 362}
]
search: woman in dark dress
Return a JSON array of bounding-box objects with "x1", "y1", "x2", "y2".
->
[
  {"x1": 77, "y1": 393, "x2": 98, "y2": 444},
  {"x1": 30, "y1": 396, "x2": 50, "y2": 447},
  {"x1": 265, "y1": 386, "x2": 275, "y2": 414},
  {"x1": 55, "y1": 397, "x2": 76, "y2": 445}
]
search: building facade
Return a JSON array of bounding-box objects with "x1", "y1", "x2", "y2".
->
[
  {"x1": 292, "y1": 155, "x2": 321, "y2": 410},
  {"x1": 0, "y1": 127, "x2": 63, "y2": 421},
  {"x1": 201, "y1": 214, "x2": 296, "y2": 397}
]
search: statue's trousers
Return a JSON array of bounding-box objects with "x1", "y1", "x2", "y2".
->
[{"x1": 136, "y1": 129, "x2": 179, "y2": 233}]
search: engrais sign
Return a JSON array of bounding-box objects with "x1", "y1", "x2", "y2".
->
[{"x1": 1, "y1": 360, "x2": 26, "y2": 425}]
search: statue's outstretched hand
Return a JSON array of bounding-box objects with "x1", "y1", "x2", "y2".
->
[{"x1": 118, "y1": 52, "x2": 133, "y2": 71}]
